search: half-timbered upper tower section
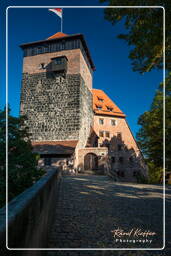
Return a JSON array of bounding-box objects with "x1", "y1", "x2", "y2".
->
[{"x1": 20, "y1": 32, "x2": 95, "y2": 89}]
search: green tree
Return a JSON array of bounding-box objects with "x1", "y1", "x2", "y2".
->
[
  {"x1": 0, "y1": 107, "x2": 45, "y2": 208},
  {"x1": 100, "y1": 0, "x2": 170, "y2": 73},
  {"x1": 137, "y1": 74, "x2": 171, "y2": 171},
  {"x1": 100, "y1": 0, "x2": 171, "y2": 181}
]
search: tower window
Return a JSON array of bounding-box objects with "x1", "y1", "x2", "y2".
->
[
  {"x1": 43, "y1": 45, "x2": 49, "y2": 53},
  {"x1": 99, "y1": 131, "x2": 104, "y2": 137},
  {"x1": 37, "y1": 47, "x2": 42, "y2": 54},
  {"x1": 39, "y1": 63, "x2": 45, "y2": 69},
  {"x1": 54, "y1": 58, "x2": 63, "y2": 65},
  {"x1": 99, "y1": 118, "x2": 104, "y2": 125},
  {"x1": 105, "y1": 131, "x2": 110, "y2": 138},
  {"x1": 111, "y1": 119, "x2": 116, "y2": 126},
  {"x1": 32, "y1": 47, "x2": 37, "y2": 55}
]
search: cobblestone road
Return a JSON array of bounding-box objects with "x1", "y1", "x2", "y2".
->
[{"x1": 47, "y1": 175, "x2": 171, "y2": 255}]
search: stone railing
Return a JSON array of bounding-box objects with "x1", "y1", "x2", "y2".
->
[{"x1": 0, "y1": 168, "x2": 61, "y2": 255}]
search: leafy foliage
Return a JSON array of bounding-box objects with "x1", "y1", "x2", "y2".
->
[
  {"x1": 0, "y1": 107, "x2": 45, "y2": 208},
  {"x1": 137, "y1": 73, "x2": 171, "y2": 175},
  {"x1": 100, "y1": 0, "x2": 170, "y2": 73},
  {"x1": 147, "y1": 162, "x2": 163, "y2": 184},
  {"x1": 100, "y1": 0, "x2": 171, "y2": 182}
]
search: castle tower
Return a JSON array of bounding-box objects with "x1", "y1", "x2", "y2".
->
[{"x1": 20, "y1": 32, "x2": 95, "y2": 167}]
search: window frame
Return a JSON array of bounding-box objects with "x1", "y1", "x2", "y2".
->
[
  {"x1": 99, "y1": 131, "x2": 104, "y2": 137},
  {"x1": 105, "y1": 131, "x2": 110, "y2": 138},
  {"x1": 99, "y1": 118, "x2": 104, "y2": 125},
  {"x1": 111, "y1": 119, "x2": 116, "y2": 126}
]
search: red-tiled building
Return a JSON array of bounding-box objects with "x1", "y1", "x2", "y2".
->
[
  {"x1": 20, "y1": 31, "x2": 147, "y2": 181},
  {"x1": 90, "y1": 89, "x2": 147, "y2": 181}
]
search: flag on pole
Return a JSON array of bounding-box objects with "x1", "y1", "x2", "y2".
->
[
  {"x1": 49, "y1": 8, "x2": 63, "y2": 32},
  {"x1": 49, "y1": 8, "x2": 62, "y2": 18}
]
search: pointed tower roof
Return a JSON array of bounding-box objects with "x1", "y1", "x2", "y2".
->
[
  {"x1": 47, "y1": 32, "x2": 68, "y2": 40},
  {"x1": 92, "y1": 89, "x2": 126, "y2": 117}
]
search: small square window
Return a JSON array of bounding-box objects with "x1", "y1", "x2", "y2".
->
[
  {"x1": 39, "y1": 63, "x2": 45, "y2": 69},
  {"x1": 43, "y1": 45, "x2": 49, "y2": 53},
  {"x1": 37, "y1": 47, "x2": 42, "y2": 54},
  {"x1": 117, "y1": 132, "x2": 122, "y2": 140},
  {"x1": 99, "y1": 118, "x2": 104, "y2": 125},
  {"x1": 105, "y1": 131, "x2": 110, "y2": 138},
  {"x1": 99, "y1": 131, "x2": 104, "y2": 137},
  {"x1": 111, "y1": 119, "x2": 116, "y2": 126}
]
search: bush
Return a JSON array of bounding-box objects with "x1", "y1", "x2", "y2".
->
[
  {"x1": 135, "y1": 172, "x2": 148, "y2": 184},
  {"x1": 0, "y1": 107, "x2": 45, "y2": 208},
  {"x1": 147, "y1": 161, "x2": 163, "y2": 184}
]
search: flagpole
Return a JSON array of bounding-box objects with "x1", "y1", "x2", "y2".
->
[{"x1": 61, "y1": 9, "x2": 63, "y2": 32}]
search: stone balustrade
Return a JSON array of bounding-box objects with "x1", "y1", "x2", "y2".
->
[{"x1": 0, "y1": 168, "x2": 61, "y2": 255}]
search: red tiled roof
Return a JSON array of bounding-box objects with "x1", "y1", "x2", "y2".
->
[
  {"x1": 32, "y1": 140, "x2": 78, "y2": 154},
  {"x1": 92, "y1": 89, "x2": 126, "y2": 117},
  {"x1": 47, "y1": 32, "x2": 68, "y2": 40}
]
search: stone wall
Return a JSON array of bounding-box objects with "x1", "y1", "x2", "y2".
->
[
  {"x1": 23, "y1": 48, "x2": 92, "y2": 89},
  {"x1": 78, "y1": 77, "x2": 93, "y2": 148},
  {"x1": 74, "y1": 78, "x2": 93, "y2": 167},
  {"x1": 20, "y1": 73, "x2": 90, "y2": 141},
  {"x1": 0, "y1": 169, "x2": 61, "y2": 254}
]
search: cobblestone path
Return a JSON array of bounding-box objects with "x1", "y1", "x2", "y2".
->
[{"x1": 47, "y1": 175, "x2": 171, "y2": 254}]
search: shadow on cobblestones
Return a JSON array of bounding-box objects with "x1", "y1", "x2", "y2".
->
[{"x1": 47, "y1": 175, "x2": 171, "y2": 255}]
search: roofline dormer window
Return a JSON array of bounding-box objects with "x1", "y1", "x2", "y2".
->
[
  {"x1": 106, "y1": 106, "x2": 113, "y2": 112},
  {"x1": 96, "y1": 104, "x2": 102, "y2": 110},
  {"x1": 97, "y1": 96, "x2": 104, "y2": 102}
]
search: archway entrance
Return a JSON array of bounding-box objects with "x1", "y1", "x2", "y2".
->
[{"x1": 84, "y1": 153, "x2": 98, "y2": 171}]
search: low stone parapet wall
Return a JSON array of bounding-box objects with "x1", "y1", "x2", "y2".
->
[{"x1": 0, "y1": 168, "x2": 61, "y2": 255}]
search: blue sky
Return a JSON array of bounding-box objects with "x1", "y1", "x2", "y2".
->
[{"x1": 1, "y1": 0, "x2": 163, "y2": 137}]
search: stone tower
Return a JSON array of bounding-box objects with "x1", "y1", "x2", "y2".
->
[
  {"x1": 20, "y1": 32, "x2": 95, "y2": 150},
  {"x1": 20, "y1": 32, "x2": 147, "y2": 181}
]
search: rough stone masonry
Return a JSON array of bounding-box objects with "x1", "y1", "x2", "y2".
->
[{"x1": 20, "y1": 72, "x2": 93, "y2": 142}]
